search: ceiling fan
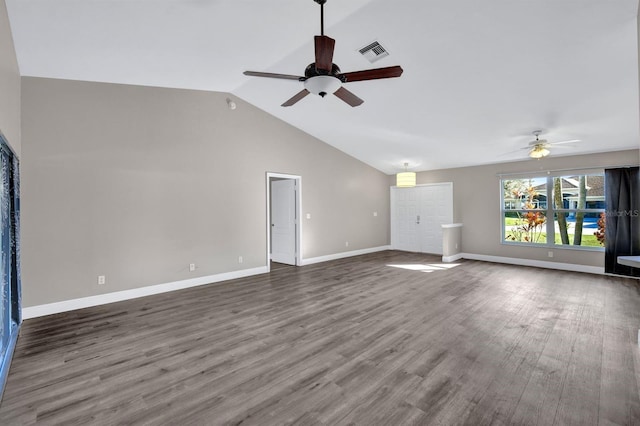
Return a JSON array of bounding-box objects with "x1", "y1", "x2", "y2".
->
[
  {"x1": 526, "y1": 130, "x2": 580, "y2": 159},
  {"x1": 243, "y1": 0, "x2": 404, "y2": 107}
]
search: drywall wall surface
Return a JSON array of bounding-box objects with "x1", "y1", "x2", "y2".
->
[
  {"x1": 0, "y1": 0, "x2": 20, "y2": 155},
  {"x1": 21, "y1": 77, "x2": 390, "y2": 306},
  {"x1": 413, "y1": 150, "x2": 638, "y2": 268}
]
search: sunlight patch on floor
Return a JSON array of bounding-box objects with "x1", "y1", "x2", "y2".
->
[{"x1": 386, "y1": 263, "x2": 461, "y2": 273}]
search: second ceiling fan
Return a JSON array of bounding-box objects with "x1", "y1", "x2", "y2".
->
[
  {"x1": 244, "y1": 0, "x2": 403, "y2": 107},
  {"x1": 526, "y1": 130, "x2": 580, "y2": 159}
]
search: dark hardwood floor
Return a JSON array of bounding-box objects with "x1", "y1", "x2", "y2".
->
[{"x1": 1, "y1": 250, "x2": 640, "y2": 425}]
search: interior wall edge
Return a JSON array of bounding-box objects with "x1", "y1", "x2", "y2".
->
[{"x1": 0, "y1": 0, "x2": 21, "y2": 156}]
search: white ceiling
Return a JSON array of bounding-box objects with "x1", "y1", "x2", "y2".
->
[{"x1": 6, "y1": 0, "x2": 640, "y2": 174}]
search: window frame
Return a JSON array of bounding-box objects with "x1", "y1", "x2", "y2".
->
[{"x1": 500, "y1": 173, "x2": 605, "y2": 251}]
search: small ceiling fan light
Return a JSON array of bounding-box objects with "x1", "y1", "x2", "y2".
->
[
  {"x1": 529, "y1": 146, "x2": 550, "y2": 159},
  {"x1": 304, "y1": 76, "x2": 341, "y2": 97}
]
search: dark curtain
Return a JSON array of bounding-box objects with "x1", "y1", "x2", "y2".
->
[{"x1": 605, "y1": 167, "x2": 640, "y2": 277}]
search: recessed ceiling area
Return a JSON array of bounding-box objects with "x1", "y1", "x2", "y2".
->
[{"x1": 6, "y1": 0, "x2": 639, "y2": 174}]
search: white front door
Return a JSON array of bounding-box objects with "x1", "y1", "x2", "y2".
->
[
  {"x1": 418, "y1": 184, "x2": 453, "y2": 254},
  {"x1": 391, "y1": 183, "x2": 453, "y2": 255},
  {"x1": 271, "y1": 179, "x2": 297, "y2": 265},
  {"x1": 391, "y1": 187, "x2": 420, "y2": 252}
]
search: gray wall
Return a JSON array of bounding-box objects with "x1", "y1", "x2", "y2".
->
[
  {"x1": 21, "y1": 77, "x2": 390, "y2": 307},
  {"x1": 0, "y1": 0, "x2": 20, "y2": 155},
  {"x1": 12, "y1": 6, "x2": 640, "y2": 307},
  {"x1": 397, "y1": 150, "x2": 638, "y2": 268}
]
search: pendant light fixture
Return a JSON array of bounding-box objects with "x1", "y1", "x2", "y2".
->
[{"x1": 396, "y1": 162, "x2": 416, "y2": 187}]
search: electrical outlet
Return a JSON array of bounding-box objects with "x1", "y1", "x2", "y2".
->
[
  {"x1": 548, "y1": 251, "x2": 554, "y2": 258},
  {"x1": 238, "y1": 256, "x2": 243, "y2": 264},
  {"x1": 189, "y1": 263, "x2": 196, "y2": 272},
  {"x1": 345, "y1": 241, "x2": 349, "y2": 247},
  {"x1": 306, "y1": 213, "x2": 311, "y2": 219},
  {"x1": 455, "y1": 243, "x2": 459, "y2": 249},
  {"x1": 97, "y1": 275, "x2": 106, "y2": 285},
  {"x1": 373, "y1": 211, "x2": 378, "y2": 217}
]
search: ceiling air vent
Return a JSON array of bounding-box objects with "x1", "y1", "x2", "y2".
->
[{"x1": 358, "y1": 41, "x2": 389, "y2": 63}]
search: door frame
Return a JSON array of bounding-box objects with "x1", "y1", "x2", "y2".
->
[{"x1": 266, "y1": 172, "x2": 302, "y2": 271}]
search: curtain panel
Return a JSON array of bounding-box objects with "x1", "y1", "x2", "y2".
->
[{"x1": 604, "y1": 167, "x2": 640, "y2": 277}]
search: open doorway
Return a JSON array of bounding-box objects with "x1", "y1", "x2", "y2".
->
[{"x1": 266, "y1": 173, "x2": 301, "y2": 271}]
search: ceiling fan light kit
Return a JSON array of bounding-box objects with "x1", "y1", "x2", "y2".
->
[
  {"x1": 243, "y1": 0, "x2": 403, "y2": 107},
  {"x1": 525, "y1": 130, "x2": 579, "y2": 159},
  {"x1": 304, "y1": 75, "x2": 341, "y2": 97},
  {"x1": 528, "y1": 130, "x2": 548, "y2": 159},
  {"x1": 529, "y1": 145, "x2": 550, "y2": 159}
]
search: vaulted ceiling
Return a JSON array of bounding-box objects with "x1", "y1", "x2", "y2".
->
[{"x1": 6, "y1": 0, "x2": 640, "y2": 174}]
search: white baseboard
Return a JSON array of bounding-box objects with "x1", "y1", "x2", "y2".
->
[
  {"x1": 24, "y1": 248, "x2": 605, "y2": 319},
  {"x1": 442, "y1": 253, "x2": 464, "y2": 263},
  {"x1": 460, "y1": 253, "x2": 604, "y2": 275},
  {"x1": 22, "y1": 266, "x2": 268, "y2": 319},
  {"x1": 300, "y1": 245, "x2": 391, "y2": 266},
  {"x1": 24, "y1": 246, "x2": 390, "y2": 319}
]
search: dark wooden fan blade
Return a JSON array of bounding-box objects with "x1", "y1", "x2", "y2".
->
[
  {"x1": 244, "y1": 71, "x2": 305, "y2": 81},
  {"x1": 315, "y1": 35, "x2": 335, "y2": 72},
  {"x1": 282, "y1": 89, "x2": 310, "y2": 107},
  {"x1": 334, "y1": 87, "x2": 364, "y2": 107},
  {"x1": 340, "y1": 65, "x2": 404, "y2": 82}
]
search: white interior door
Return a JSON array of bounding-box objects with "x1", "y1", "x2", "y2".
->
[
  {"x1": 271, "y1": 179, "x2": 297, "y2": 265},
  {"x1": 418, "y1": 184, "x2": 453, "y2": 254},
  {"x1": 391, "y1": 183, "x2": 453, "y2": 255},
  {"x1": 392, "y1": 187, "x2": 420, "y2": 252}
]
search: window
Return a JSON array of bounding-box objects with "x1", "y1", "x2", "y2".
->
[
  {"x1": 0, "y1": 133, "x2": 20, "y2": 399},
  {"x1": 502, "y1": 178, "x2": 547, "y2": 244},
  {"x1": 501, "y1": 174, "x2": 605, "y2": 249}
]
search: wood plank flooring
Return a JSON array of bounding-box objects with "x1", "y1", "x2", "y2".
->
[{"x1": 1, "y1": 250, "x2": 640, "y2": 425}]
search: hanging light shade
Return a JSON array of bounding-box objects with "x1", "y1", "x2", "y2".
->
[{"x1": 396, "y1": 163, "x2": 416, "y2": 187}]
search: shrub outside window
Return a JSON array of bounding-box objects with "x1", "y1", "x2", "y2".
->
[{"x1": 502, "y1": 174, "x2": 605, "y2": 249}]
